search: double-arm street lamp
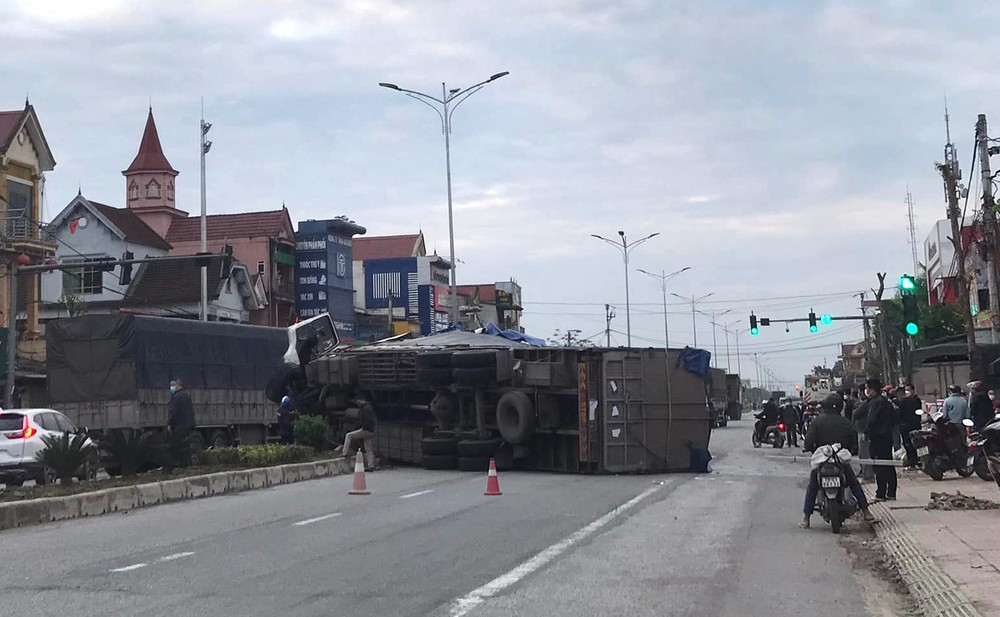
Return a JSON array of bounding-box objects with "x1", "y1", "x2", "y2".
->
[
  {"x1": 379, "y1": 72, "x2": 509, "y2": 325},
  {"x1": 591, "y1": 231, "x2": 660, "y2": 346},
  {"x1": 697, "y1": 308, "x2": 731, "y2": 369},
  {"x1": 637, "y1": 267, "x2": 691, "y2": 349},
  {"x1": 671, "y1": 291, "x2": 714, "y2": 348}
]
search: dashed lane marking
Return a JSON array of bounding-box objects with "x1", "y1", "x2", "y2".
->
[
  {"x1": 400, "y1": 489, "x2": 435, "y2": 499},
  {"x1": 159, "y1": 552, "x2": 195, "y2": 562},
  {"x1": 293, "y1": 512, "x2": 343, "y2": 527},
  {"x1": 110, "y1": 563, "x2": 147, "y2": 573}
]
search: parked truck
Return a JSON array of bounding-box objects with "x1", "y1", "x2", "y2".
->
[
  {"x1": 708, "y1": 368, "x2": 728, "y2": 428},
  {"x1": 270, "y1": 314, "x2": 712, "y2": 473},
  {"x1": 725, "y1": 374, "x2": 743, "y2": 421},
  {"x1": 47, "y1": 314, "x2": 288, "y2": 450}
]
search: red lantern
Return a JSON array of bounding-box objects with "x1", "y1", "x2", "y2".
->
[{"x1": 16, "y1": 254, "x2": 31, "y2": 267}]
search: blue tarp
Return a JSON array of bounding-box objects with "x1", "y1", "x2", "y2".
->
[
  {"x1": 482, "y1": 323, "x2": 546, "y2": 347},
  {"x1": 680, "y1": 346, "x2": 712, "y2": 379}
]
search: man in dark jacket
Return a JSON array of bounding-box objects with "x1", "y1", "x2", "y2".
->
[
  {"x1": 895, "y1": 385, "x2": 922, "y2": 467},
  {"x1": 969, "y1": 381, "x2": 994, "y2": 431},
  {"x1": 277, "y1": 396, "x2": 297, "y2": 445},
  {"x1": 168, "y1": 379, "x2": 196, "y2": 433},
  {"x1": 781, "y1": 398, "x2": 799, "y2": 447},
  {"x1": 801, "y1": 393, "x2": 875, "y2": 528},
  {"x1": 865, "y1": 378, "x2": 897, "y2": 501},
  {"x1": 755, "y1": 397, "x2": 780, "y2": 442}
]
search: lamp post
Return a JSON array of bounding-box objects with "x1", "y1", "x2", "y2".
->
[
  {"x1": 591, "y1": 231, "x2": 659, "y2": 346},
  {"x1": 379, "y1": 72, "x2": 509, "y2": 326},
  {"x1": 199, "y1": 104, "x2": 212, "y2": 321},
  {"x1": 671, "y1": 291, "x2": 714, "y2": 347},
  {"x1": 721, "y1": 320, "x2": 743, "y2": 375},
  {"x1": 637, "y1": 267, "x2": 691, "y2": 349}
]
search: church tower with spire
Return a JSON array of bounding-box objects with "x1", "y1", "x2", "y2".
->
[{"x1": 122, "y1": 108, "x2": 186, "y2": 238}]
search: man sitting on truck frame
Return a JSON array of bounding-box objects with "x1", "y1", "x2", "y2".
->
[{"x1": 339, "y1": 395, "x2": 377, "y2": 469}]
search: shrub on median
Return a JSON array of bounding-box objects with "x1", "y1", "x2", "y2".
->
[
  {"x1": 194, "y1": 444, "x2": 315, "y2": 468},
  {"x1": 293, "y1": 414, "x2": 330, "y2": 450},
  {"x1": 36, "y1": 432, "x2": 93, "y2": 485}
]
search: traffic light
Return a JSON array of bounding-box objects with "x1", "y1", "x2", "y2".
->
[
  {"x1": 119, "y1": 251, "x2": 134, "y2": 285},
  {"x1": 820, "y1": 313, "x2": 832, "y2": 325},
  {"x1": 750, "y1": 313, "x2": 759, "y2": 336},
  {"x1": 808, "y1": 311, "x2": 818, "y2": 333},
  {"x1": 899, "y1": 274, "x2": 917, "y2": 293},
  {"x1": 902, "y1": 294, "x2": 919, "y2": 336}
]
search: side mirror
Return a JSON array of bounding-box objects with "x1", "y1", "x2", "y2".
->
[{"x1": 962, "y1": 418, "x2": 975, "y2": 427}]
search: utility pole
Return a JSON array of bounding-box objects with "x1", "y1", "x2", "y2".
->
[
  {"x1": 906, "y1": 188, "x2": 920, "y2": 277},
  {"x1": 199, "y1": 102, "x2": 212, "y2": 322},
  {"x1": 939, "y1": 105, "x2": 980, "y2": 378},
  {"x1": 564, "y1": 329, "x2": 581, "y2": 347},
  {"x1": 5, "y1": 258, "x2": 16, "y2": 408},
  {"x1": 604, "y1": 304, "x2": 615, "y2": 346},
  {"x1": 874, "y1": 273, "x2": 893, "y2": 383},
  {"x1": 977, "y1": 114, "x2": 1000, "y2": 343}
]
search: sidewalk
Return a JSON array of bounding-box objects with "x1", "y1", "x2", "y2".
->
[{"x1": 867, "y1": 467, "x2": 1000, "y2": 616}]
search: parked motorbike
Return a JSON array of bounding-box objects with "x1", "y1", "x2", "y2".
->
[
  {"x1": 969, "y1": 412, "x2": 1000, "y2": 481},
  {"x1": 812, "y1": 444, "x2": 858, "y2": 534},
  {"x1": 909, "y1": 408, "x2": 974, "y2": 481},
  {"x1": 751, "y1": 418, "x2": 785, "y2": 449},
  {"x1": 979, "y1": 417, "x2": 1000, "y2": 490}
]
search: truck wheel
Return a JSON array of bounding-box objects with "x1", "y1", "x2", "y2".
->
[
  {"x1": 416, "y1": 368, "x2": 454, "y2": 386},
  {"x1": 421, "y1": 436, "x2": 459, "y2": 456},
  {"x1": 452, "y1": 350, "x2": 498, "y2": 368},
  {"x1": 208, "y1": 430, "x2": 230, "y2": 449},
  {"x1": 422, "y1": 454, "x2": 459, "y2": 470},
  {"x1": 416, "y1": 352, "x2": 453, "y2": 369},
  {"x1": 458, "y1": 456, "x2": 492, "y2": 472},
  {"x1": 188, "y1": 431, "x2": 205, "y2": 454},
  {"x1": 496, "y1": 391, "x2": 536, "y2": 445},
  {"x1": 453, "y1": 367, "x2": 495, "y2": 386},
  {"x1": 457, "y1": 438, "x2": 502, "y2": 458}
]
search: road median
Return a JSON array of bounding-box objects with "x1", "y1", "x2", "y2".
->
[{"x1": 0, "y1": 457, "x2": 353, "y2": 532}]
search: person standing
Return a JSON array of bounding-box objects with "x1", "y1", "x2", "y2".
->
[
  {"x1": 277, "y1": 395, "x2": 297, "y2": 445},
  {"x1": 895, "y1": 385, "x2": 922, "y2": 468},
  {"x1": 990, "y1": 389, "x2": 1000, "y2": 411},
  {"x1": 781, "y1": 398, "x2": 799, "y2": 447},
  {"x1": 942, "y1": 384, "x2": 971, "y2": 425},
  {"x1": 969, "y1": 381, "x2": 994, "y2": 431},
  {"x1": 168, "y1": 378, "x2": 195, "y2": 435},
  {"x1": 341, "y1": 396, "x2": 377, "y2": 469},
  {"x1": 852, "y1": 388, "x2": 874, "y2": 481},
  {"x1": 866, "y1": 378, "x2": 897, "y2": 501}
]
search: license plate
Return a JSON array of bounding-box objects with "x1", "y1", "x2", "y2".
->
[
  {"x1": 821, "y1": 477, "x2": 841, "y2": 488},
  {"x1": 917, "y1": 446, "x2": 929, "y2": 457}
]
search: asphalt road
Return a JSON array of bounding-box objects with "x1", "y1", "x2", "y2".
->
[{"x1": 0, "y1": 420, "x2": 885, "y2": 617}]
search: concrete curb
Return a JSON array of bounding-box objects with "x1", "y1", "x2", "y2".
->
[
  {"x1": 0, "y1": 458, "x2": 349, "y2": 532},
  {"x1": 867, "y1": 490, "x2": 983, "y2": 617}
]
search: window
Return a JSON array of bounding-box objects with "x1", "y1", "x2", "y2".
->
[
  {"x1": 166, "y1": 181, "x2": 174, "y2": 201},
  {"x1": 6, "y1": 179, "x2": 32, "y2": 238},
  {"x1": 36, "y1": 413, "x2": 59, "y2": 432},
  {"x1": 146, "y1": 180, "x2": 160, "y2": 198},
  {"x1": 63, "y1": 260, "x2": 104, "y2": 295},
  {"x1": 129, "y1": 181, "x2": 139, "y2": 201},
  {"x1": 54, "y1": 413, "x2": 77, "y2": 433},
  {"x1": 257, "y1": 260, "x2": 266, "y2": 275}
]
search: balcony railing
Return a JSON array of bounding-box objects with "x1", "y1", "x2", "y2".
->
[{"x1": 274, "y1": 281, "x2": 296, "y2": 299}]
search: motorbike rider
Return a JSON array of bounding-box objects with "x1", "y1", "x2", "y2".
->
[
  {"x1": 781, "y1": 397, "x2": 799, "y2": 447},
  {"x1": 942, "y1": 384, "x2": 971, "y2": 425},
  {"x1": 800, "y1": 393, "x2": 876, "y2": 528},
  {"x1": 969, "y1": 381, "x2": 994, "y2": 431},
  {"x1": 755, "y1": 397, "x2": 781, "y2": 442}
]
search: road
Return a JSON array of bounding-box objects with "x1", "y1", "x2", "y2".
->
[{"x1": 0, "y1": 420, "x2": 894, "y2": 617}]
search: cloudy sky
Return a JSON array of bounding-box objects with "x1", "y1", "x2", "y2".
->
[{"x1": 2, "y1": 0, "x2": 994, "y2": 387}]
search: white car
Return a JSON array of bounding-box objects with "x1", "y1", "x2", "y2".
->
[{"x1": 0, "y1": 409, "x2": 99, "y2": 486}]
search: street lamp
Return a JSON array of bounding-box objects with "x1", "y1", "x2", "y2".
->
[
  {"x1": 592, "y1": 231, "x2": 660, "y2": 346},
  {"x1": 697, "y1": 308, "x2": 731, "y2": 368},
  {"x1": 721, "y1": 320, "x2": 743, "y2": 375},
  {"x1": 670, "y1": 291, "x2": 714, "y2": 347},
  {"x1": 379, "y1": 71, "x2": 509, "y2": 325},
  {"x1": 637, "y1": 267, "x2": 691, "y2": 349}
]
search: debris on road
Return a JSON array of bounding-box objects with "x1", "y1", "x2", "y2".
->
[{"x1": 926, "y1": 491, "x2": 1000, "y2": 511}]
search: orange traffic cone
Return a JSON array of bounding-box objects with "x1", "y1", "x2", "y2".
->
[
  {"x1": 348, "y1": 450, "x2": 370, "y2": 495},
  {"x1": 484, "y1": 458, "x2": 502, "y2": 496}
]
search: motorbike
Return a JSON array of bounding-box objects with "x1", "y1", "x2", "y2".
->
[
  {"x1": 980, "y1": 417, "x2": 1000, "y2": 490},
  {"x1": 751, "y1": 417, "x2": 785, "y2": 449},
  {"x1": 801, "y1": 406, "x2": 819, "y2": 435},
  {"x1": 812, "y1": 444, "x2": 858, "y2": 534},
  {"x1": 969, "y1": 412, "x2": 1000, "y2": 481},
  {"x1": 909, "y1": 408, "x2": 974, "y2": 481}
]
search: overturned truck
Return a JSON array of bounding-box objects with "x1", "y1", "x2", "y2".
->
[{"x1": 276, "y1": 315, "x2": 712, "y2": 474}]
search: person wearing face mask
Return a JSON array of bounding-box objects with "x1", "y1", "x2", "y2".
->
[
  {"x1": 895, "y1": 385, "x2": 922, "y2": 468},
  {"x1": 990, "y1": 390, "x2": 1000, "y2": 411},
  {"x1": 168, "y1": 378, "x2": 196, "y2": 434},
  {"x1": 969, "y1": 381, "x2": 994, "y2": 431}
]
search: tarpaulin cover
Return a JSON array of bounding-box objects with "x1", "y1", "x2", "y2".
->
[
  {"x1": 482, "y1": 322, "x2": 546, "y2": 346},
  {"x1": 47, "y1": 315, "x2": 288, "y2": 403},
  {"x1": 679, "y1": 347, "x2": 712, "y2": 379}
]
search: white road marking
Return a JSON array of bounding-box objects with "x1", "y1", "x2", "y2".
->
[
  {"x1": 448, "y1": 485, "x2": 662, "y2": 617},
  {"x1": 110, "y1": 563, "x2": 147, "y2": 573},
  {"x1": 159, "y1": 551, "x2": 195, "y2": 562},
  {"x1": 400, "y1": 489, "x2": 434, "y2": 499},
  {"x1": 293, "y1": 512, "x2": 342, "y2": 527}
]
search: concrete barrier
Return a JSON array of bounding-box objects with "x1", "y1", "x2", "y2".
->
[{"x1": 0, "y1": 457, "x2": 346, "y2": 532}]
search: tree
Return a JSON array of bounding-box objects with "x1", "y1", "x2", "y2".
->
[{"x1": 59, "y1": 293, "x2": 87, "y2": 317}]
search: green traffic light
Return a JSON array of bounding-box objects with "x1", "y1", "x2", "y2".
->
[
  {"x1": 905, "y1": 322, "x2": 919, "y2": 336},
  {"x1": 750, "y1": 327, "x2": 759, "y2": 336},
  {"x1": 820, "y1": 313, "x2": 832, "y2": 325},
  {"x1": 809, "y1": 324, "x2": 818, "y2": 333},
  {"x1": 899, "y1": 275, "x2": 916, "y2": 292}
]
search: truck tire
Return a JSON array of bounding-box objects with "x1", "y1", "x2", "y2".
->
[
  {"x1": 422, "y1": 454, "x2": 459, "y2": 470},
  {"x1": 266, "y1": 363, "x2": 299, "y2": 404},
  {"x1": 416, "y1": 368, "x2": 454, "y2": 386},
  {"x1": 496, "y1": 391, "x2": 536, "y2": 445},
  {"x1": 457, "y1": 438, "x2": 502, "y2": 458},
  {"x1": 458, "y1": 456, "x2": 492, "y2": 472},
  {"x1": 421, "y1": 436, "x2": 459, "y2": 456},
  {"x1": 416, "y1": 351, "x2": 453, "y2": 369},
  {"x1": 453, "y1": 367, "x2": 495, "y2": 386},
  {"x1": 452, "y1": 350, "x2": 498, "y2": 368},
  {"x1": 208, "y1": 430, "x2": 230, "y2": 449}
]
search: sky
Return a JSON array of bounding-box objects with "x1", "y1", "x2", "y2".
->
[{"x1": 2, "y1": 0, "x2": 996, "y2": 388}]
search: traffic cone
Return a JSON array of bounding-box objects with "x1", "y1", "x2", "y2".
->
[
  {"x1": 484, "y1": 458, "x2": 502, "y2": 496},
  {"x1": 348, "y1": 450, "x2": 370, "y2": 495}
]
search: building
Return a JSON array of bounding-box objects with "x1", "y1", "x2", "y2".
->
[
  {"x1": 840, "y1": 341, "x2": 866, "y2": 381},
  {"x1": 295, "y1": 217, "x2": 366, "y2": 341},
  {"x1": 453, "y1": 280, "x2": 523, "y2": 332},
  {"x1": 0, "y1": 102, "x2": 58, "y2": 338},
  {"x1": 924, "y1": 219, "x2": 991, "y2": 317}
]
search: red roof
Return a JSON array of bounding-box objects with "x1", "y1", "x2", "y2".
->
[
  {"x1": 123, "y1": 109, "x2": 177, "y2": 174},
  {"x1": 456, "y1": 284, "x2": 497, "y2": 303},
  {"x1": 353, "y1": 234, "x2": 424, "y2": 261},
  {"x1": 88, "y1": 200, "x2": 173, "y2": 251},
  {"x1": 165, "y1": 209, "x2": 291, "y2": 244},
  {"x1": 0, "y1": 109, "x2": 25, "y2": 151}
]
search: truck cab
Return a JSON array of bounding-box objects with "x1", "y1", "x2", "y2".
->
[{"x1": 284, "y1": 313, "x2": 340, "y2": 367}]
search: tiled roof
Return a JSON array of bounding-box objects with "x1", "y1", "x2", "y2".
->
[
  {"x1": 123, "y1": 109, "x2": 176, "y2": 174},
  {"x1": 88, "y1": 200, "x2": 172, "y2": 251},
  {"x1": 124, "y1": 255, "x2": 225, "y2": 308},
  {"x1": 0, "y1": 109, "x2": 25, "y2": 151},
  {"x1": 165, "y1": 209, "x2": 290, "y2": 244},
  {"x1": 353, "y1": 234, "x2": 424, "y2": 261},
  {"x1": 456, "y1": 284, "x2": 497, "y2": 303}
]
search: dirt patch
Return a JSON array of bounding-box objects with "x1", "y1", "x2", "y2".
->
[
  {"x1": 927, "y1": 491, "x2": 1000, "y2": 511},
  {"x1": 839, "y1": 524, "x2": 919, "y2": 617}
]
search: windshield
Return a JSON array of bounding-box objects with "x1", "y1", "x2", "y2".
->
[{"x1": 0, "y1": 413, "x2": 25, "y2": 431}]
